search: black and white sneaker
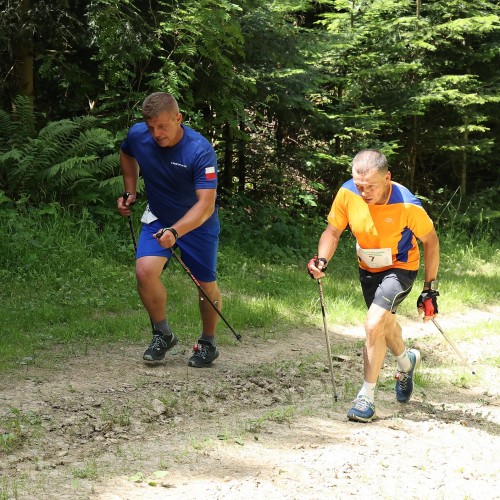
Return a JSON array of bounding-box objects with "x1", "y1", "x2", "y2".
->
[
  {"x1": 143, "y1": 330, "x2": 178, "y2": 362},
  {"x1": 188, "y1": 339, "x2": 219, "y2": 368}
]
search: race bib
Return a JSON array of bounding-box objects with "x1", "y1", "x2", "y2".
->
[
  {"x1": 356, "y1": 244, "x2": 392, "y2": 268},
  {"x1": 140, "y1": 204, "x2": 159, "y2": 224}
]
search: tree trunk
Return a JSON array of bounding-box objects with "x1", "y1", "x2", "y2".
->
[
  {"x1": 237, "y1": 121, "x2": 246, "y2": 194},
  {"x1": 275, "y1": 117, "x2": 284, "y2": 156},
  {"x1": 14, "y1": 0, "x2": 34, "y2": 103},
  {"x1": 335, "y1": 84, "x2": 343, "y2": 156},
  {"x1": 460, "y1": 119, "x2": 469, "y2": 195},
  {"x1": 408, "y1": 115, "x2": 418, "y2": 191},
  {"x1": 408, "y1": 0, "x2": 421, "y2": 191},
  {"x1": 222, "y1": 121, "x2": 233, "y2": 192}
]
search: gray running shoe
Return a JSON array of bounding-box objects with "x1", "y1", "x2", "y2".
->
[
  {"x1": 143, "y1": 331, "x2": 178, "y2": 362},
  {"x1": 188, "y1": 339, "x2": 219, "y2": 368}
]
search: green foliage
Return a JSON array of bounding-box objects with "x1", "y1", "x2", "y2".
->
[
  {"x1": 431, "y1": 185, "x2": 500, "y2": 242},
  {"x1": 314, "y1": 0, "x2": 500, "y2": 193},
  {"x1": 87, "y1": 0, "x2": 248, "y2": 129},
  {"x1": 1, "y1": 94, "x2": 36, "y2": 140},
  {"x1": 1, "y1": 203, "x2": 497, "y2": 373},
  {"x1": 0, "y1": 407, "x2": 43, "y2": 453},
  {"x1": 73, "y1": 460, "x2": 99, "y2": 480},
  {"x1": 0, "y1": 96, "x2": 121, "y2": 207},
  {"x1": 0, "y1": 1, "x2": 96, "y2": 118},
  {"x1": 245, "y1": 407, "x2": 295, "y2": 433},
  {"x1": 1, "y1": 0, "x2": 499, "y2": 234},
  {"x1": 219, "y1": 193, "x2": 327, "y2": 261}
]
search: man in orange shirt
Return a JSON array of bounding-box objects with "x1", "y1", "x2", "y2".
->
[{"x1": 308, "y1": 149, "x2": 440, "y2": 422}]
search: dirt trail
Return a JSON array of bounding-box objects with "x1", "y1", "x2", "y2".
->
[{"x1": 0, "y1": 307, "x2": 499, "y2": 499}]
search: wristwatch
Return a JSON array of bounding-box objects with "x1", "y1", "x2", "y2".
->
[{"x1": 424, "y1": 280, "x2": 439, "y2": 291}]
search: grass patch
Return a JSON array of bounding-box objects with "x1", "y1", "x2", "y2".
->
[
  {"x1": 413, "y1": 364, "x2": 435, "y2": 389},
  {"x1": 0, "y1": 407, "x2": 43, "y2": 454},
  {"x1": 451, "y1": 372, "x2": 476, "y2": 389},
  {"x1": 0, "y1": 477, "x2": 22, "y2": 500},
  {"x1": 245, "y1": 406, "x2": 295, "y2": 433},
  {"x1": 72, "y1": 459, "x2": 99, "y2": 480},
  {"x1": 0, "y1": 206, "x2": 498, "y2": 373},
  {"x1": 100, "y1": 402, "x2": 131, "y2": 428}
]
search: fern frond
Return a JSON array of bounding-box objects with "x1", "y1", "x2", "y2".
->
[
  {"x1": 68, "y1": 128, "x2": 114, "y2": 157},
  {"x1": 71, "y1": 115, "x2": 99, "y2": 130},
  {"x1": 38, "y1": 119, "x2": 85, "y2": 157},
  {"x1": 93, "y1": 154, "x2": 120, "y2": 177},
  {"x1": 3, "y1": 109, "x2": 120, "y2": 207},
  {"x1": 0, "y1": 148, "x2": 23, "y2": 164},
  {"x1": 10, "y1": 95, "x2": 36, "y2": 142},
  {"x1": 45, "y1": 156, "x2": 97, "y2": 185},
  {"x1": 0, "y1": 110, "x2": 14, "y2": 150}
]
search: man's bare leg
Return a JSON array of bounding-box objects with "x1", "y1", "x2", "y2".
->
[
  {"x1": 197, "y1": 280, "x2": 222, "y2": 338},
  {"x1": 136, "y1": 256, "x2": 168, "y2": 323},
  {"x1": 136, "y1": 256, "x2": 178, "y2": 362}
]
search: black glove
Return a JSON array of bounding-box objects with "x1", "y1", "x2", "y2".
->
[
  {"x1": 307, "y1": 256, "x2": 328, "y2": 279},
  {"x1": 417, "y1": 289, "x2": 439, "y2": 319}
]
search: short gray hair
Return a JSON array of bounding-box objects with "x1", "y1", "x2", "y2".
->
[
  {"x1": 141, "y1": 92, "x2": 179, "y2": 120},
  {"x1": 352, "y1": 149, "x2": 388, "y2": 176}
]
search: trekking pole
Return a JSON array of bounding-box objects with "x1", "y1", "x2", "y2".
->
[
  {"x1": 155, "y1": 230, "x2": 242, "y2": 342},
  {"x1": 317, "y1": 279, "x2": 338, "y2": 402},
  {"x1": 122, "y1": 192, "x2": 138, "y2": 252},
  {"x1": 431, "y1": 318, "x2": 476, "y2": 375},
  {"x1": 122, "y1": 193, "x2": 155, "y2": 334},
  {"x1": 170, "y1": 250, "x2": 241, "y2": 342},
  {"x1": 127, "y1": 212, "x2": 138, "y2": 253}
]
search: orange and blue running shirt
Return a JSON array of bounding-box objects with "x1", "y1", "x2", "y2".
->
[{"x1": 328, "y1": 179, "x2": 434, "y2": 272}]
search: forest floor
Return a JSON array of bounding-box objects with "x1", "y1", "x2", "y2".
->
[{"x1": 1, "y1": 306, "x2": 499, "y2": 500}]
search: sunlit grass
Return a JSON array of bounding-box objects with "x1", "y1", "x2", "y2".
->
[
  {"x1": 244, "y1": 406, "x2": 295, "y2": 433},
  {"x1": 443, "y1": 319, "x2": 499, "y2": 342},
  {"x1": 0, "y1": 208, "x2": 498, "y2": 372},
  {"x1": 73, "y1": 459, "x2": 99, "y2": 480}
]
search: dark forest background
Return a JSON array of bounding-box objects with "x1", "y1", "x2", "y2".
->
[{"x1": 1, "y1": 0, "x2": 499, "y2": 244}]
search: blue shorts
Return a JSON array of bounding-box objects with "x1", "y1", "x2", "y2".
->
[
  {"x1": 136, "y1": 220, "x2": 220, "y2": 282},
  {"x1": 359, "y1": 268, "x2": 417, "y2": 313}
]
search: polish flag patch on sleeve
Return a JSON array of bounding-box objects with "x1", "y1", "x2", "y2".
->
[{"x1": 205, "y1": 166, "x2": 217, "y2": 180}]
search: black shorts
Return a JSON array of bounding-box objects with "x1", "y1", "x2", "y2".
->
[{"x1": 359, "y1": 268, "x2": 417, "y2": 313}]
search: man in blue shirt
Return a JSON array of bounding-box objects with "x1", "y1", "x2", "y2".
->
[{"x1": 117, "y1": 92, "x2": 221, "y2": 367}]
